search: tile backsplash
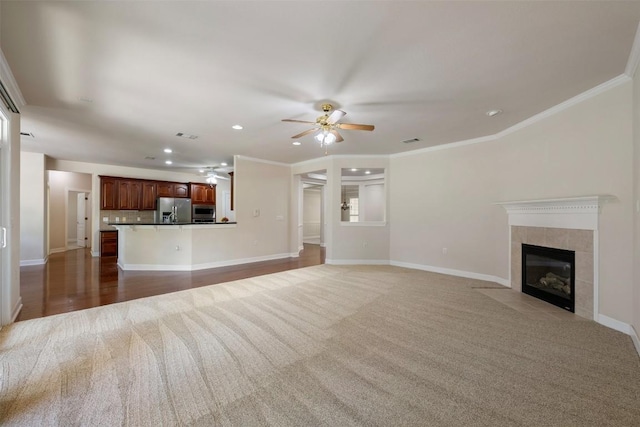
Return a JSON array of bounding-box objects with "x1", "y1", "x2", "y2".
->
[{"x1": 100, "y1": 210, "x2": 156, "y2": 230}]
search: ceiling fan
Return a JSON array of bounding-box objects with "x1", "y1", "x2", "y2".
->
[
  {"x1": 282, "y1": 103, "x2": 374, "y2": 150},
  {"x1": 201, "y1": 167, "x2": 230, "y2": 184}
]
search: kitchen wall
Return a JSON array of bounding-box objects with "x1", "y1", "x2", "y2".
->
[{"x1": 390, "y1": 78, "x2": 635, "y2": 326}]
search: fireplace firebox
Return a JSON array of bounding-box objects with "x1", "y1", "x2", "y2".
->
[{"x1": 522, "y1": 244, "x2": 575, "y2": 312}]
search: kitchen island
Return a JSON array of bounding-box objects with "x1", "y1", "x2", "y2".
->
[{"x1": 110, "y1": 222, "x2": 294, "y2": 271}]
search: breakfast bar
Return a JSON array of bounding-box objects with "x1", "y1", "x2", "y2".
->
[{"x1": 111, "y1": 222, "x2": 244, "y2": 271}]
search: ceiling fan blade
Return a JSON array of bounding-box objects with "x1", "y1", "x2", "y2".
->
[
  {"x1": 335, "y1": 123, "x2": 375, "y2": 131},
  {"x1": 291, "y1": 128, "x2": 317, "y2": 139},
  {"x1": 330, "y1": 130, "x2": 344, "y2": 142},
  {"x1": 282, "y1": 119, "x2": 317, "y2": 124},
  {"x1": 326, "y1": 109, "x2": 346, "y2": 124}
]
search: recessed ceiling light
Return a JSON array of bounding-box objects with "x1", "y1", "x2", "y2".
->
[
  {"x1": 351, "y1": 168, "x2": 358, "y2": 172},
  {"x1": 292, "y1": 141, "x2": 301, "y2": 146},
  {"x1": 486, "y1": 109, "x2": 502, "y2": 117},
  {"x1": 232, "y1": 125, "x2": 243, "y2": 130},
  {"x1": 221, "y1": 162, "x2": 228, "y2": 166},
  {"x1": 198, "y1": 169, "x2": 205, "y2": 173},
  {"x1": 165, "y1": 160, "x2": 173, "y2": 165},
  {"x1": 164, "y1": 148, "x2": 173, "y2": 153},
  {"x1": 365, "y1": 170, "x2": 371, "y2": 174}
]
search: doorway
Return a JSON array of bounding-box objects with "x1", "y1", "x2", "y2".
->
[
  {"x1": 299, "y1": 169, "x2": 327, "y2": 250},
  {"x1": 67, "y1": 190, "x2": 90, "y2": 250}
]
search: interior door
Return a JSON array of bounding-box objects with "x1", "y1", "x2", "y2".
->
[{"x1": 76, "y1": 192, "x2": 86, "y2": 247}]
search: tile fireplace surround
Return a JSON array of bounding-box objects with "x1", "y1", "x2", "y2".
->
[{"x1": 497, "y1": 196, "x2": 612, "y2": 321}]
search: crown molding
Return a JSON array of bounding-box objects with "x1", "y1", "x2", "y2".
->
[
  {"x1": 625, "y1": 21, "x2": 640, "y2": 77},
  {"x1": 0, "y1": 49, "x2": 26, "y2": 109},
  {"x1": 235, "y1": 155, "x2": 290, "y2": 167}
]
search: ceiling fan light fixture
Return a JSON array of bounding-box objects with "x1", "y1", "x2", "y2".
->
[
  {"x1": 206, "y1": 175, "x2": 217, "y2": 184},
  {"x1": 315, "y1": 131, "x2": 336, "y2": 145}
]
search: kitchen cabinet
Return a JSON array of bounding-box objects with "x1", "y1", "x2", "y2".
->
[
  {"x1": 158, "y1": 182, "x2": 189, "y2": 198},
  {"x1": 118, "y1": 179, "x2": 142, "y2": 210},
  {"x1": 141, "y1": 182, "x2": 157, "y2": 210},
  {"x1": 190, "y1": 183, "x2": 216, "y2": 205},
  {"x1": 100, "y1": 177, "x2": 118, "y2": 210},
  {"x1": 100, "y1": 230, "x2": 118, "y2": 257}
]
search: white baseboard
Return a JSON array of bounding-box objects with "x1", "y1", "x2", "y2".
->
[
  {"x1": 91, "y1": 250, "x2": 100, "y2": 257},
  {"x1": 598, "y1": 314, "x2": 634, "y2": 335},
  {"x1": 11, "y1": 297, "x2": 22, "y2": 322},
  {"x1": 20, "y1": 258, "x2": 47, "y2": 266},
  {"x1": 325, "y1": 259, "x2": 390, "y2": 265},
  {"x1": 49, "y1": 247, "x2": 66, "y2": 254},
  {"x1": 320, "y1": 243, "x2": 326, "y2": 248},
  {"x1": 389, "y1": 260, "x2": 510, "y2": 287},
  {"x1": 630, "y1": 325, "x2": 640, "y2": 357},
  {"x1": 119, "y1": 252, "x2": 294, "y2": 271}
]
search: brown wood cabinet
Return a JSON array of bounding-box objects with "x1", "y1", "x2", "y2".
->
[
  {"x1": 117, "y1": 179, "x2": 142, "y2": 210},
  {"x1": 100, "y1": 230, "x2": 118, "y2": 257},
  {"x1": 101, "y1": 176, "x2": 188, "y2": 211},
  {"x1": 190, "y1": 183, "x2": 216, "y2": 205},
  {"x1": 100, "y1": 177, "x2": 118, "y2": 210},
  {"x1": 157, "y1": 182, "x2": 189, "y2": 198},
  {"x1": 142, "y1": 182, "x2": 157, "y2": 210}
]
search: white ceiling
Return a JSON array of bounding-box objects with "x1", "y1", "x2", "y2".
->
[{"x1": 2, "y1": 1, "x2": 640, "y2": 175}]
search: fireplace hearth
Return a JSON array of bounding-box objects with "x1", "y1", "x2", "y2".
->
[{"x1": 522, "y1": 244, "x2": 575, "y2": 312}]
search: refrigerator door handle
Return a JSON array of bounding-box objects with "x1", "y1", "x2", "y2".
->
[{"x1": 1, "y1": 226, "x2": 6, "y2": 249}]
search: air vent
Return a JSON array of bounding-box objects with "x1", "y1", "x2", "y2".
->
[
  {"x1": 144, "y1": 156, "x2": 156, "y2": 160},
  {"x1": 402, "y1": 138, "x2": 420, "y2": 144},
  {"x1": 20, "y1": 132, "x2": 34, "y2": 137},
  {"x1": 176, "y1": 132, "x2": 198, "y2": 140}
]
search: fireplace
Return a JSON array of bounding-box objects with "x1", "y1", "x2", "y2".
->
[{"x1": 522, "y1": 244, "x2": 575, "y2": 312}]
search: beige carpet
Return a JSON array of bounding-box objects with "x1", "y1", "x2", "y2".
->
[{"x1": 1, "y1": 265, "x2": 639, "y2": 426}]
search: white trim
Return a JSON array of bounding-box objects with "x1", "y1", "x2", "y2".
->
[
  {"x1": 236, "y1": 155, "x2": 290, "y2": 167},
  {"x1": 20, "y1": 258, "x2": 47, "y2": 266},
  {"x1": 118, "y1": 252, "x2": 293, "y2": 271},
  {"x1": 624, "y1": 22, "x2": 640, "y2": 77},
  {"x1": 597, "y1": 314, "x2": 634, "y2": 335},
  {"x1": 339, "y1": 221, "x2": 387, "y2": 227},
  {"x1": 91, "y1": 250, "x2": 100, "y2": 257},
  {"x1": 10, "y1": 296, "x2": 22, "y2": 322},
  {"x1": 630, "y1": 325, "x2": 640, "y2": 357},
  {"x1": 495, "y1": 195, "x2": 614, "y2": 230},
  {"x1": 390, "y1": 260, "x2": 510, "y2": 287},
  {"x1": 49, "y1": 247, "x2": 66, "y2": 254},
  {"x1": 392, "y1": 75, "x2": 630, "y2": 159},
  {"x1": 325, "y1": 259, "x2": 389, "y2": 265},
  {"x1": 0, "y1": 49, "x2": 26, "y2": 109}
]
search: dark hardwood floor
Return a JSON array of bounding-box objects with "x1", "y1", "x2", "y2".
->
[{"x1": 17, "y1": 244, "x2": 325, "y2": 321}]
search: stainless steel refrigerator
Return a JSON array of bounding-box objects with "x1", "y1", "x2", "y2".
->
[{"x1": 157, "y1": 197, "x2": 192, "y2": 223}]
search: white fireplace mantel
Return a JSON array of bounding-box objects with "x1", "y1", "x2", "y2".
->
[{"x1": 495, "y1": 195, "x2": 615, "y2": 230}]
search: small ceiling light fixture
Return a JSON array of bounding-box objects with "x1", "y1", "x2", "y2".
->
[
  {"x1": 165, "y1": 160, "x2": 173, "y2": 165},
  {"x1": 164, "y1": 148, "x2": 173, "y2": 153},
  {"x1": 206, "y1": 176, "x2": 217, "y2": 184},
  {"x1": 351, "y1": 168, "x2": 358, "y2": 172},
  {"x1": 365, "y1": 170, "x2": 371, "y2": 175},
  {"x1": 486, "y1": 109, "x2": 503, "y2": 117},
  {"x1": 220, "y1": 162, "x2": 228, "y2": 166},
  {"x1": 232, "y1": 124, "x2": 243, "y2": 130},
  {"x1": 199, "y1": 169, "x2": 205, "y2": 173},
  {"x1": 292, "y1": 141, "x2": 301, "y2": 146}
]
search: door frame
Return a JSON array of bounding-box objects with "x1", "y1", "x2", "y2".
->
[{"x1": 65, "y1": 188, "x2": 91, "y2": 251}]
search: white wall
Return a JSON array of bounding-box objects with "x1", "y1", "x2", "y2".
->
[
  {"x1": 303, "y1": 188, "x2": 321, "y2": 240},
  {"x1": 390, "y1": 79, "x2": 635, "y2": 325},
  {"x1": 20, "y1": 152, "x2": 47, "y2": 265}
]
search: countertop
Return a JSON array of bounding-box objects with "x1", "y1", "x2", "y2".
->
[{"x1": 108, "y1": 222, "x2": 237, "y2": 226}]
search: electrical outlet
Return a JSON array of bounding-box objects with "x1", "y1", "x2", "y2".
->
[
  {"x1": 137, "y1": 217, "x2": 141, "y2": 222},
  {"x1": 442, "y1": 247, "x2": 448, "y2": 254},
  {"x1": 363, "y1": 241, "x2": 368, "y2": 247},
  {"x1": 176, "y1": 245, "x2": 180, "y2": 251},
  {"x1": 253, "y1": 209, "x2": 260, "y2": 217},
  {"x1": 122, "y1": 217, "x2": 127, "y2": 222},
  {"x1": 115, "y1": 217, "x2": 120, "y2": 222},
  {"x1": 102, "y1": 217, "x2": 108, "y2": 222}
]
